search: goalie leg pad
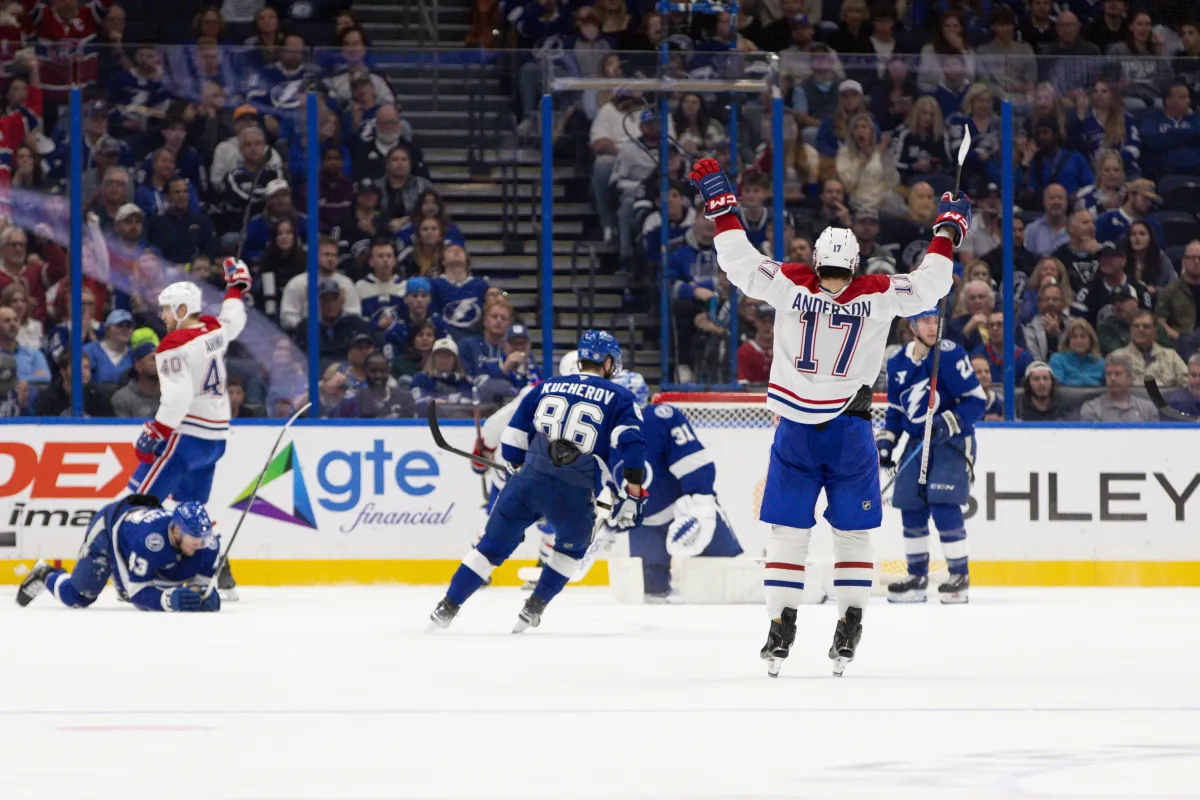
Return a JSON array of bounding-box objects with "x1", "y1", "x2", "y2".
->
[
  {"x1": 900, "y1": 508, "x2": 932, "y2": 577},
  {"x1": 831, "y1": 528, "x2": 873, "y2": 618},
  {"x1": 932, "y1": 504, "x2": 968, "y2": 575},
  {"x1": 673, "y1": 557, "x2": 764, "y2": 604},
  {"x1": 764, "y1": 524, "x2": 811, "y2": 619}
]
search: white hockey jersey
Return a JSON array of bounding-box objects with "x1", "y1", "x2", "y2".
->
[
  {"x1": 480, "y1": 384, "x2": 535, "y2": 493},
  {"x1": 712, "y1": 215, "x2": 954, "y2": 425},
  {"x1": 153, "y1": 292, "x2": 247, "y2": 441}
]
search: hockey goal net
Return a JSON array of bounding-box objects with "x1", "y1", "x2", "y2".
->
[{"x1": 652, "y1": 392, "x2": 948, "y2": 589}]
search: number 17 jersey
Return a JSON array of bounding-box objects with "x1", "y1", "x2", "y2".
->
[{"x1": 711, "y1": 216, "x2": 955, "y2": 425}]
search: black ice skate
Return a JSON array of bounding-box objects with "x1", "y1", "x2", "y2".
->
[
  {"x1": 938, "y1": 573, "x2": 969, "y2": 604},
  {"x1": 512, "y1": 595, "x2": 547, "y2": 633},
  {"x1": 217, "y1": 561, "x2": 239, "y2": 602},
  {"x1": 16, "y1": 560, "x2": 53, "y2": 607},
  {"x1": 887, "y1": 573, "x2": 928, "y2": 604},
  {"x1": 829, "y1": 607, "x2": 863, "y2": 677},
  {"x1": 428, "y1": 598, "x2": 460, "y2": 631},
  {"x1": 759, "y1": 607, "x2": 797, "y2": 678}
]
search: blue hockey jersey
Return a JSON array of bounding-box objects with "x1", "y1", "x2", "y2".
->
[
  {"x1": 431, "y1": 275, "x2": 490, "y2": 335},
  {"x1": 83, "y1": 501, "x2": 220, "y2": 612},
  {"x1": 883, "y1": 340, "x2": 988, "y2": 441},
  {"x1": 625, "y1": 403, "x2": 717, "y2": 527},
  {"x1": 501, "y1": 374, "x2": 647, "y2": 493}
]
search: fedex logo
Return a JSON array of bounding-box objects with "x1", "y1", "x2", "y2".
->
[{"x1": 0, "y1": 442, "x2": 139, "y2": 499}]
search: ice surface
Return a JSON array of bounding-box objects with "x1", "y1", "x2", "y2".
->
[{"x1": 4, "y1": 586, "x2": 1200, "y2": 799}]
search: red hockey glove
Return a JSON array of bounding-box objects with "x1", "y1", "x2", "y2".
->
[
  {"x1": 932, "y1": 192, "x2": 972, "y2": 247},
  {"x1": 223, "y1": 257, "x2": 253, "y2": 294},
  {"x1": 687, "y1": 158, "x2": 739, "y2": 220},
  {"x1": 135, "y1": 419, "x2": 173, "y2": 464},
  {"x1": 470, "y1": 439, "x2": 492, "y2": 475}
]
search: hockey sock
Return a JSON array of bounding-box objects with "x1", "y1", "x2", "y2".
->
[
  {"x1": 532, "y1": 550, "x2": 579, "y2": 603},
  {"x1": 446, "y1": 549, "x2": 496, "y2": 606},
  {"x1": 831, "y1": 528, "x2": 873, "y2": 617},
  {"x1": 931, "y1": 504, "x2": 968, "y2": 576},
  {"x1": 900, "y1": 509, "x2": 931, "y2": 577},
  {"x1": 45, "y1": 570, "x2": 89, "y2": 608},
  {"x1": 764, "y1": 525, "x2": 810, "y2": 619},
  {"x1": 642, "y1": 563, "x2": 671, "y2": 596}
]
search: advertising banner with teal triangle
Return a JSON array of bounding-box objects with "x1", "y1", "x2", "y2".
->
[{"x1": 231, "y1": 442, "x2": 317, "y2": 529}]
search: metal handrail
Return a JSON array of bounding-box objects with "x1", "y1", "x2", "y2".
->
[{"x1": 567, "y1": 241, "x2": 597, "y2": 341}]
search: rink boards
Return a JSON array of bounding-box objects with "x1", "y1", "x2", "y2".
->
[{"x1": 0, "y1": 420, "x2": 1198, "y2": 586}]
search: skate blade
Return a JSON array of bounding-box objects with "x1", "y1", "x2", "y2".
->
[
  {"x1": 832, "y1": 656, "x2": 851, "y2": 677},
  {"x1": 939, "y1": 591, "x2": 969, "y2": 604},
  {"x1": 766, "y1": 657, "x2": 783, "y2": 678},
  {"x1": 886, "y1": 590, "x2": 927, "y2": 604},
  {"x1": 218, "y1": 587, "x2": 240, "y2": 602}
]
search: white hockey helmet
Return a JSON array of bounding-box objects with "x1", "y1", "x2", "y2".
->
[
  {"x1": 158, "y1": 281, "x2": 204, "y2": 320},
  {"x1": 812, "y1": 226, "x2": 860, "y2": 277},
  {"x1": 558, "y1": 349, "x2": 580, "y2": 377}
]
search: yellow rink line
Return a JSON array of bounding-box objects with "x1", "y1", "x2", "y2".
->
[{"x1": 2, "y1": 560, "x2": 1199, "y2": 587}]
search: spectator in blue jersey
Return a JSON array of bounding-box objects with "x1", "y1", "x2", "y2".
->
[
  {"x1": 970, "y1": 354, "x2": 1005, "y2": 420},
  {"x1": 242, "y1": 179, "x2": 308, "y2": 264},
  {"x1": 396, "y1": 190, "x2": 466, "y2": 249},
  {"x1": 135, "y1": 149, "x2": 201, "y2": 218},
  {"x1": 1075, "y1": 150, "x2": 1125, "y2": 217},
  {"x1": 929, "y1": 55, "x2": 973, "y2": 122},
  {"x1": 477, "y1": 324, "x2": 543, "y2": 395},
  {"x1": 972, "y1": 310, "x2": 1034, "y2": 384},
  {"x1": 1094, "y1": 178, "x2": 1164, "y2": 247},
  {"x1": 146, "y1": 177, "x2": 216, "y2": 267},
  {"x1": 1080, "y1": 79, "x2": 1142, "y2": 177},
  {"x1": 1017, "y1": 117, "x2": 1093, "y2": 203},
  {"x1": 667, "y1": 215, "x2": 720, "y2": 380},
  {"x1": 432, "y1": 245, "x2": 489, "y2": 338},
  {"x1": 1138, "y1": 81, "x2": 1200, "y2": 178},
  {"x1": 356, "y1": 239, "x2": 406, "y2": 328},
  {"x1": 411, "y1": 336, "x2": 475, "y2": 415},
  {"x1": 641, "y1": 181, "x2": 695, "y2": 271},
  {"x1": 0, "y1": 302, "x2": 46, "y2": 387},
  {"x1": 292, "y1": 279, "x2": 376, "y2": 374},
  {"x1": 339, "y1": 72, "x2": 382, "y2": 145},
  {"x1": 1164, "y1": 354, "x2": 1200, "y2": 419},
  {"x1": 82, "y1": 309, "x2": 134, "y2": 387},
  {"x1": 458, "y1": 297, "x2": 512, "y2": 378},
  {"x1": 108, "y1": 45, "x2": 170, "y2": 155},
  {"x1": 736, "y1": 171, "x2": 770, "y2": 251},
  {"x1": 1050, "y1": 317, "x2": 1106, "y2": 386},
  {"x1": 244, "y1": 33, "x2": 314, "y2": 117}
]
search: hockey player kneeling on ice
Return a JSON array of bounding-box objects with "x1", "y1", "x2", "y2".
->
[
  {"x1": 608, "y1": 369, "x2": 742, "y2": 603},
  {"x1": 430, "y1": 330, "x2": 648, "y2": 632},
  {"x1": 17, "y1": 495, "x2": 221, "y2": 613},
  {"x1": 689, "y1": 157, "x2": 966, "y2": 676},
  {"x1": 878, "y1": 309, "x2": 985, "y2": 604},
  {"x1": 127, "y1": 258, "x2": 249, "y2": 601}
]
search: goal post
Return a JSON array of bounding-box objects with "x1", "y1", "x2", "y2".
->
[{"x1": 653, "y1": 392, "x2": 950, "y2": 592}]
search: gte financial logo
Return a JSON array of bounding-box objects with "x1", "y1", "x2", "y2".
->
[
  {"x1": 0, "y1": 442, "x2": 140, "y2": 542},
  {"x1": 234, "y1": 439, "x2": 455, "y2": 533}
]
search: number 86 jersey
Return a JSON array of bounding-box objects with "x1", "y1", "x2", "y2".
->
[{"x1": 711, "y1": 215, "x2": 955, "y2": 425}]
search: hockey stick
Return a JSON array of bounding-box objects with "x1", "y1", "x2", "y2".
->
[
  {"x1": 202, "y1": 402, "x2": 311, "y2": 601},
  {"x1": 235, "y1": 165, "x2": 270, "y2": 262},
  {"x1": 428, "y1": 402, "x2": 613, "y2": 510},
  {"x1": 919, "y1": 128, "x2": 972, "y2": 486},
  {"x1": 1145, "y1": 377, "x2": 1199, "y2": 421}
]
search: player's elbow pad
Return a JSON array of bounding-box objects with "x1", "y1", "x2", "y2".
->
[{"x1": 623, "y1": 467, "x2": 645, "y2": 485}]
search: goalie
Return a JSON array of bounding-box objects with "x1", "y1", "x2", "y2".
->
[{"x1": 609, "y1": 371, "x2": 743, "y2": 602}]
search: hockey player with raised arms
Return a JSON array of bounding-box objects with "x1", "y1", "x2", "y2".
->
[
  {"x1": 16, "y1": 495, "x2": 221, "y2": 613},
  {"x1": 879, "y1": 309, "x2": 986, "y2": 603},
  {"x1": 430, "y1": 330, "x2": 648, "y2": 632},
  {"x1": 607, "y1": 370, "x2": 743, "y2": 601},
  {"x1": 688, "y1": 157, "x2": 970, "y2": 676},
  {"x1": 127, "y1": 258, "x2": 249, "y2": 597}
]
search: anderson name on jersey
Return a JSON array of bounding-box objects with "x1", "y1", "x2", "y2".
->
[{"x1": 711, "y1": 214, "x2": 955, "y2": 424}]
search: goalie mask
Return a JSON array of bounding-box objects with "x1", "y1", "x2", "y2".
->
[{"x1": 812, "y1": 227, "x2": 860, "y2": 280}]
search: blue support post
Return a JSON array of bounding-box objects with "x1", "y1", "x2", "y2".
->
[
  {"x1": 540, "y1": 92, "x2": 554, "y2": 378},
  {"x1": 69, "y1": 88, "x2": 83, "y2": 417},
  {"x1": 1001, "y1": 101, "x2": 1015, "y2": 421},
  {"x1": 659, "y1": 92, "x2": 670, "y2": 385},
  {"x1": 306, "y1": 92, "x2": 320, "y2": 418},
  {"x1": 772, "y1": 93, "x2": 784, "y2": 261}
]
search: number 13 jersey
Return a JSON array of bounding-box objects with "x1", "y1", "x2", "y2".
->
[
  {"x1": 154, "y1": 292, "x2": 247, "y2": 441},
  {"x1": 712, "y1": 215, "x2": 954, "y2": 425}
]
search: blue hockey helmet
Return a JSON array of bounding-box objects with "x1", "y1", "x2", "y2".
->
[
  {"x1": 906, "y1": 307, "x2": 940, "y2": 324},
  {"x1": 577, "y1": 330, "x2": 623, "y2": 373},
  {"x1": 610, "y1": 369, "x2": 650, "y2": 407},
  {"x1": 171, "y1": 502, "x2": 214, "y2": 547}
]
